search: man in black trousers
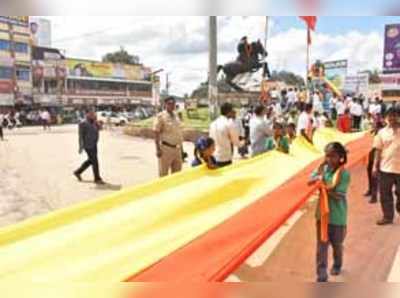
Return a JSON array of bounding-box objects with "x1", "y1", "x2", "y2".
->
[{"x1": 74, "y1": 110, "x2": 105, "y2": 184}]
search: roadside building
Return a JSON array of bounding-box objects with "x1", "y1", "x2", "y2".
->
[{"x1": 0, "y1": 16, "x2": 32, "y2": 110}]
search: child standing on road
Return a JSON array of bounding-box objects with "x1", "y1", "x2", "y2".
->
[
  {"x1": 309, "y1": 142, "x2": 351, "y2": 282},
  {"x1": 192, "y1": 137, "x2": 217, "y2": 169}
]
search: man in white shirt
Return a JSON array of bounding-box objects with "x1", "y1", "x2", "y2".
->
[
  {"x1": 350, "y1": 98, "x2": 363, "y2": 131},
  {"x1": 249, "y1": 105, "x2": 273, "y2": 157},
  {"x1": 40, "y1": 109, "x2": 51, "y2": 130},
  {"x1": 209, "y1": 103, "x2": 243, "y2": 167},
  {"x1": 297, "y1": 103, "x2": 314, "y2": 144},
  {"x1": 369, "y1": 98, "x2": 382, "y2": 116},
  {"x1": 313, "y1": 91, "x2": 323, "y2": 114},
  {"x1": 287, "y1": 88, "x2": 297, "y2": 110},
  {"x1": 373, "y1": 108, "x2": 400, "y2": 225},
  {"x1": 336, "y1": 98, "x2": 346, "y2": 117}
]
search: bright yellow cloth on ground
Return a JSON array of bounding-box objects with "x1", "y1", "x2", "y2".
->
[{"x1": 0, "y1": 129, "x2": 362, "y2": 282}]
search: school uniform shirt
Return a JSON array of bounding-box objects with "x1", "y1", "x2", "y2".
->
[
  {"x1": 350, "y1": 102, "x2": 363, "y2": 117},
  {"x1": 373, "y1": 126, "x2": 400, "y2": 174},
  {"x1": 297, "y1": 112, "x2": 313, "y2": 136},
  {"x1": 250, "y1": 116, "x2": 272, "y2": 156},
  {"x1": 312, "y1": 166, "x2": 351, "y2": 226},
  {"x1": 210, "y1": 115, "x2": 241, "y2": 163},
  {"x1": 265, "y1": 136, "x2": 290, "y2": 153},
  {"x1": 336, "y1": 101, "x2": 346, "y2": 116},
  {"x1": 191, "y1": 156, "x2": 217, "y2": 168}
]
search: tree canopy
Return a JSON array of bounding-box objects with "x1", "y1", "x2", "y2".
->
[{"x1": 102, "y1": 47, "x2": 140, "y2": 65}]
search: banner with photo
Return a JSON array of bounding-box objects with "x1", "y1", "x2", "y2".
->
[
  {"x1": 343, "y1": 73, "x2": 370, "y2": 95},
  {"x1": 324, "y1": 60, "x2": 348, "y2": 90},
  {"x1": 0, "y1": 16, "x2": 29, "y2": 27},
  {"x1": 383, "y1": 24, "x2": 400, "y2": 74},
  {"x1": 67, "y1": 59, "x2": 145, "y2": 81}
]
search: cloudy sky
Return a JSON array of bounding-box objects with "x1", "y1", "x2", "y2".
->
[{"x1": 41, "y1": 16, "x2": 400, "y2": 96}]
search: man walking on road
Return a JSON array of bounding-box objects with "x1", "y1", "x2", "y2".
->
[
  {"x1": 74, "y1": 110, "x2": 105, "y2": 184},
  {"x1": 154, "y1": 96, "x2": 184, "y2": 177},
  {"x1": 0, "y1": 112, "x2": 4, "y2": 141},
  {"x1": 373, "y1": 108, "x2": 400, "y2": 225}
]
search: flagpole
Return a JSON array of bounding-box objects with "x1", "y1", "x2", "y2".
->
[
  {"x1": 306, "y1": 28, "x2": 311, "y2": 101},
  {"x1": 264, "y1": 16, "x2": 269, "y2": 51}
]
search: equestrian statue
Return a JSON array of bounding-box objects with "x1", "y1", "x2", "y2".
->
[{"x1": 217, "y1": 36, "x2": 271, "y2": 92}]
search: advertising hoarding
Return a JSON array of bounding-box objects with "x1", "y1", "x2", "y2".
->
[
  {"x1": 324, "y1": 60, "x2": 348, "y2": 90},
  {"x1": 343, "y1": 73, "x2": 370, "y2": 95},
  {"x1": 383, "y1": 24, "x2": 400, "y2": 74},
  {"x1": 67, "y1": 59, "x2": 144, "y2": 81}
]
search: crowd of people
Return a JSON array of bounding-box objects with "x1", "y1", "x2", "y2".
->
[
  {"x1": 147, "y1": 93, "x2": 400, "y2": 284},
  {"x1": 69, "y1": 92, "x2": 399, "y2": 283}
]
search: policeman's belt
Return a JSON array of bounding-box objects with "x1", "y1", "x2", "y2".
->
[{"x1": 162, "y1": 141, "x2": 180, "y2": 149}]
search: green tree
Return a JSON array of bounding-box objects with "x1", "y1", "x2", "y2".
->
[
  {"x1": 190, "y1": 79, "x2": 232, "y2": 98},
  {"x1": 102, "y1": 47, "x2": 140, "y2": 65},
  {"x1": 270, "y1": 70, "x2": 305, "y2": 86}
]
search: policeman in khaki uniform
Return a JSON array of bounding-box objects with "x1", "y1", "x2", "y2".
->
[{"x1": 154, "y1": 96, "x2": 184, "y2": 177}]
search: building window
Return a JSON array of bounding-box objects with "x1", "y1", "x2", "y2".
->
[
  {"x1": 16, "y1": 67, "x2": 30, "y2": 81},
  {"x1": 0, "y1": 66, "x2": 13, "y2": 79},
  {"x1": 14, "y1": 42, "x2": 29, "y2": 54},
  {"x1": 0, "y1": 39, "x2": 11, "y2": 51}
]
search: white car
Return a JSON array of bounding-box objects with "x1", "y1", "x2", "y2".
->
[{"x1": 96, "y1": 111, "x2": 128, "y2": 126}]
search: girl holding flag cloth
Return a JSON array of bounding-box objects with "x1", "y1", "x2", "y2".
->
[{"x1": 309, "y1": 142, "x2": 351, "y2": 282}]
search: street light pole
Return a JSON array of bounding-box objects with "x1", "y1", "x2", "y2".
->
[{"x1": 208, "y1": 16, "x2": 218, "y2": 120}]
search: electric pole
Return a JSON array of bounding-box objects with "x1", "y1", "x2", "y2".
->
[{"x1": 208, "y1": 16, "x2": 218, "y2": 120}]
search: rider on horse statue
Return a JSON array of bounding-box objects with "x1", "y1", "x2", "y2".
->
[{"x1": 237, "y1": 36, "x2": 252, "y2": 65}]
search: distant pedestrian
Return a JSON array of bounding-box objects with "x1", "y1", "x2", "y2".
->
[
  {"x1": 74, "y1": 110, "x2": 105, "y2": 184},
  {"x1": 374, "y1": 108, "x2": 400, "y2": 225},
  {"x1": 309, "y1": 142, "x2": 351, "y2": 282},
  {"x1": 0, "y1": 112, "x2": 4, "y2": 141},
  {"x1": 153, "y1": 96, "x2": 184, "y2": 177},
  {"x1": 40, "y1": 109, "x2": 51, "y2": 130},
  {"x1": 350, "y1": 98, "x2": 363, "y2": 131}
]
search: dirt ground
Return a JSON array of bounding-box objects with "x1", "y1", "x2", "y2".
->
[{"x1": 0, "y1": 125, "x2": 193, "y2": 228}]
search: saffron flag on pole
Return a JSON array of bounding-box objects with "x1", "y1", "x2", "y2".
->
[
  {"x1": 300, "y1": 16, "x2": 317, "y2": 45},
  {"x1": 300, "y1": 16, "x2": 317, "y2": 31}
]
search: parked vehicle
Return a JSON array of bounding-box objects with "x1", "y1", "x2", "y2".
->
[{"x1": 96, "y1": 111, "x2": 129, "y2": 126}]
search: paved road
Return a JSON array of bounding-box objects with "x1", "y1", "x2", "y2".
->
[
  {"x1": 0, "y1": 125, "x2": 193, "y2": 228},
  {"x1": 232, "y1": 164, "x2": 400, "y2": 282}
]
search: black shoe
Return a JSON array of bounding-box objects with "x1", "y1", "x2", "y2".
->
[
  {"x1": 95, "y1": 179, "x2": 106, "y2": 185},
  {"x1": 376, "y1": 219, "x2": 393, "y2": 226},
  {"x1": 74, "y1": 172, "x2": 82, "y2": 182},
  {"x1": 330, "y1": 267, "x2": 341, "y2": 276},
  {"x1": 316, "y1": 277, "x2": 328, "y2": 282},
  {"x1": 364, "y1": 191, "x2": 372, "y2": 197}
]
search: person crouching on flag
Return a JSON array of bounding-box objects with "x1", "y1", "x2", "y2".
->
[{"x1": 309, "y1": 142, "x2": 351, "y2": 282}]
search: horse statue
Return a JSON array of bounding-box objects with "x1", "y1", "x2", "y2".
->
[{"x1": 217, "y1": 39, "x2": 271, "y2": 92}]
